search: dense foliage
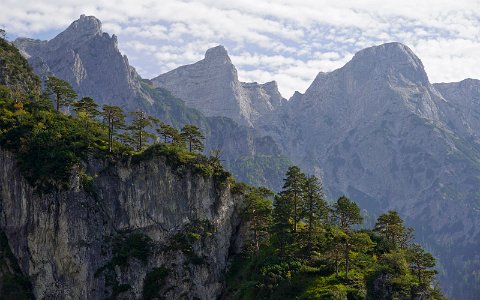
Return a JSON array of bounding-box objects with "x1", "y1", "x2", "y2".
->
[{"x1": 227, "y1": 166, "x2": 446, "y2": 299}]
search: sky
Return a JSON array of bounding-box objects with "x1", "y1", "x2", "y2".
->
[{"x1": 1, "y1": 0, "x2": 480, "y2": 98}]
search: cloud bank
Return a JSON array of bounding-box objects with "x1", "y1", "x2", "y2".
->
[{"x1": 1, "y1": 0, "x2": 479, "y2": 97}]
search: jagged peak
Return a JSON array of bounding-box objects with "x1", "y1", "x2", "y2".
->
[
  {"x1": 261, "y1": 80, "x2": 278, "y2": 88},
  {"x1": 204, "y1": 45, "x2": 231, "y2": 63},
  {"x1": 66, "y1": 15, "x2": 102, "y2": 37},
  {"x1": 344, "y1": 42, "x2": 429, "y2": 85},
  {"x1": 352, "y1": 42, "x2": 423, "y2": 71},
  {"x1": 48, "y1": 15, "x2": 103, "y2": 48}
]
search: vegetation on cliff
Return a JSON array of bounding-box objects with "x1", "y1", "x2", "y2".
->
[
  {"x1": 0, "y1": 36, "x2": 230, "y2": 193},
  {"x1": 227, "y1": 166, "x2": 446, "y2": 300}
]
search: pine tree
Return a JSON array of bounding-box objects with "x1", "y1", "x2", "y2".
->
[
  {"x1": 101, "y1": 105, "x2": 125, "y2": 152},
  {"x1": 407, "y1": 243, "x2": 437, "y2": 287},
  {"x1": 272, "y1": 194, "x2": 293, "y2": 255},
  {"x1": 243, "y1": 187, "x2": 273, "y2": 253},
  {"x1": 281, "y1": 166, "x2": 306, "y2": 233},
  {"x1": 45, "y1": 76, "x2": 77, "y2": 111},
  {"x1": 73, "y1": 97, "x2": 99, "y2": 120},
  {"x1": 374, "y1": 211, "x2": 413, "y2": 250},
  {"x1": 302, "y1": 175, "x2": 328, "y2": 245},
  {"x1": 156, "y1": 122, "x2": 180, "y2": 144},
  {"x1": 72, "y1": 97, "x2": 100, "y2": 147},
  {"x1": 180, "y1": 124, "x2": 205, "y2": 152},
  {"x1": 128, "y1": 111, "x2": 158, "y2": 151},
  {"x1": 333, "y1": 196, "x2": 363, "y2": 282}
]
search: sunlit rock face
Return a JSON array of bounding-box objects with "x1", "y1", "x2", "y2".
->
[
  {"x1": 14, "y1": 15, "x2": 151, "y2": 109},
  {"x1": 152, "y1": 45, "x2": 286, "y2": 126}
]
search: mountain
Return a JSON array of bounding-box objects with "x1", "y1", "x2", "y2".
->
[
  {"x1": 258, "y1": 43, "x2": 480, "y2": 298},
  {"x1": 152, "y1": 45, "x2": 286, "y2": 126},
  {"x1": 14, "y1": 16, "x2": 290, "y2": 191},
  {"x1": 14, "y1": 15, "x2": 151, "y2": 109}
]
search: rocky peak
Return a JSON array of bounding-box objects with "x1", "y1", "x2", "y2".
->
[
  {"x1": 152, "y1": 46, "x2": 285, "y2": 126},
  {"x1": 63, "y1": 14, "x2": 102, "y2": 39},
  {"x1": 346, "y1": 42, "x2": 429, "y2": 86},
  {"x1": 204, "y1": 45, "x2": 231, "y2": 64},
  {"x1": 14, "y1": 15, "x2": 146, "y2": 108}
]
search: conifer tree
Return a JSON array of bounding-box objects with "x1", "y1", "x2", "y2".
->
[
  {"x1": 407, "y1": 243, "x2": 437, "y2": 287},
  {"x1": 101, "y1": 105, "x2": 125, "y2": 152},
  {"x1": 180, "y1": 124, "x2": 205, "y2": 152},
  {"x1": 156, "y1": 122, "x2": 180, "y2": 144},
  {"x1": 73, "y1": 97, "x2": 99, "y2": 120},
  {"x1": 45, "y1": 76, "x2": 77, "y2": 111},
  {"x1": 374, "y1": 211, "x2": 413, "y2": 250},
  {"x1": 128, "y1": 111, "x2": 158, "y2": 151},
  {"x1": 302, "y1": 175, "x2": 328, "y2": 245},
  {"x1": 72, "y1": 97, "x2": 100, "y2": 147},
  {"x1": 281, "y1": 166, "x2": 306, "y2": 233},
  {"x1": 243, "y1": 187, "x2": 273, "y2": 253},
  {"x1": 272, "y1": 194, "x2": 293, "y2": 255},
  {"x1": 333, "y1": 196, "x2": 363, "y2": 282}
]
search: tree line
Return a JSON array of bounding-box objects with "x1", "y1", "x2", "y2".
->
[
  {"x1": 44, "y1": 75, "x2": 205, "y2": 153},
  {"x1": 231, "y1": 165, "x2": 445, "y2": 299}
]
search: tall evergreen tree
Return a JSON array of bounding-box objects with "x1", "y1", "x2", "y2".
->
[
  {"x1": 272, "y1": 194, "x2": 293, "y2": 255},
  {"x1": 72, "y1": 96, "x2": 100, "y2": 147},
  {"x1": 156, "y1": 122, "x2": 180, "y2": 144},
  {"x1": 101, "y1": 105, "x2": 125, "y2": 152},
  {"x1": 243, "y1": 187, "x2": 273, "y2": 253},
  {"x1": 45, "y1": 76, "x2": 77, "y2": 111},
  {"x1": 128, "y1": 111, "x2": 158, "y2": 151},
  {"x1": 407, "y1": 243, "x2": 437, "y2": 287},
  {"x1": 302, "y1": 175, "x2": 328, "y2": 245},
  {"x1": 374, "y1": 211, "x2": 413, "y2": 250},
  {"x1": 180, "y1": 124, "x2": 205, "y2": 152},
  {"x1": 73, "y1": 96, "x2": 99, "y2": 120},
  {"x1": 281, "y1": 166, "x2": 306, "y2": 233},
  {"x1": 333, "y1": 196, "x2": 363, "y2": 282}
]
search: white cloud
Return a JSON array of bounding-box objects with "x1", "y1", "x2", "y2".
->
[{"x1": 1, "y1": 1, "x2": 480, "y2": 97}]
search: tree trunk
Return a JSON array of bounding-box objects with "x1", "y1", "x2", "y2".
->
[
  {"x1": 335, "y1": 258, "x2": 339, "y2": 277},
  {"x1": 345, "y1": 241, "x2": 350, "y2": 282},
  {"x1": 293, "y1": 192, "x2": 297, "y2": 233}
]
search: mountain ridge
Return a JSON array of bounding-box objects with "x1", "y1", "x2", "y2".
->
[{"x1": 152, "y1": 44, "x2": 286, "y2": 126}]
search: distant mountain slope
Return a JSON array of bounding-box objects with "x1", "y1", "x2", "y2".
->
[
  {"x1": 152, "y1": 45, "x2": 286, "y2": 126},
  {"x1": 13, "y1": 15, "x2": 290, "y2": 191},
  {"x1": 434, "y1": 79, "x2": 480, "y2": 143},
  {"x1": 258, "y1": 43, "x2": 480, "y2": 299}
]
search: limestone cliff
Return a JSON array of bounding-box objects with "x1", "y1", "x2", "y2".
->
[
  {"x1": 152, "y1": 46, "x2": 286, "y2": 127},
  {"x1": 0, "y1": 149, "x2": 245, "y2": 299},
  {"x1": 14, "y1": 14, "x2": 151, "y2": 109}
]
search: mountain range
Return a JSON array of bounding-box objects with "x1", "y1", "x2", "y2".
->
[{"x1": 13, "y1": 15, "x2": 480, "y2": 299}]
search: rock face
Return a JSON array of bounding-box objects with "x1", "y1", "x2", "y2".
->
[
  {"x1": 258, "y1": 42, "x2": 480, "y2": 299},
  {"x1": 434, "y1": 79, "x2": 480, "y2": 143},
  {"x1": 0, "y1": 149, "x2": 244, "y2": 299},
  {"x1": 14, "y1": 15, "x2": 152, "y2": 109},
  {"x1": 152, "y1": 46, "x2": 286, "y2": 126}
]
